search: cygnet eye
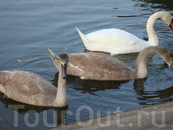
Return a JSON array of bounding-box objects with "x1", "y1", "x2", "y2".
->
[
  {"x1": 63, "y1": 63, "x2": 67, "y2": 67},
  {"x1": 61, "y1": 63, "x2": 67, "y2": 68}
]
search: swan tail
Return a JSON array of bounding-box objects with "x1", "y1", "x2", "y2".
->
[
  {"x1": 0, "y1": 83, "x2": 5, "y2": 93},
  {"x1": 47, "y1": 48, "x2": 61, "y2": 70},
  {"x1": 0, "y1": 71, "x2": 10, "y2": 93},
  {"x1": 75, "y1": 27, "x2": 92, "y2": 49}
]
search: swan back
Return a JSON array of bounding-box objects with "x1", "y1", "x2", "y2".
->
[
  {"x1": 0, "y1": 70, "x2": 57, "y2": 106},
  {"x1": 76, "y1": 27, "x2": 148, "y2": 55},
  {"x1": 47, "y1": 50, "x2": 135, "y2": 80},
  {"x1": 69, "y1": 52, "x2": 136, "y2": 80}
]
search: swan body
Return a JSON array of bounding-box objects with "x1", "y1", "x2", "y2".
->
[
  {"x1": 76, "y1": 11, "x2": 173, "y2": 55},
  {"x1": 0, "y1": 50, "x2": 69, "y2": 107},
  {"x1": 49, "y1": 46, "x2": 173, "y2": 81}
]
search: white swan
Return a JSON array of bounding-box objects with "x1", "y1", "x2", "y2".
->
[
  {"x1": 0, "y1": 49, "x2": 69, "y2": 107},
  {"x1": 76, "y1": 11, "x2": 173, "y2": 55},
  {"x1": 49, "y1": 46, "x2": 173, "y2": 81}
]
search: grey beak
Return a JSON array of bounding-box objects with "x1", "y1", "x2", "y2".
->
[
  {"x1": 170, "y1": 63, "x2": 173, "y2": 70},
  {"x1": 62, "y1": 65, "x2": 67, "y2": 79}
]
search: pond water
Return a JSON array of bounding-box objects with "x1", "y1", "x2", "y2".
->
[{"x1": 0, "y1": 0, "x2": 173, "y2": 130}]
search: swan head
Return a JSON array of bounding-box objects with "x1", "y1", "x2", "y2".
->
[
  {"x1": 162, "y1": 50, "x2": 173, "y2": 70},
  {"x1": 47, "y1": 48, "x2": 69, "y2": 79},
  {"x1": 59, "y1": 53, "x2": 69, "y2": 79},
  {"x1": 159, "y1": 11, "x2": 173, "y2": 31},
  {"x1": 169, "y1": 19, "x2": 173, "y2": 31}
]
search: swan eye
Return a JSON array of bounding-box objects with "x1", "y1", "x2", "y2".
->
[
  {"x1": 64, "y1": 63, "x2": 67, "y2": 67},
  {"x1": 61, "y1": 63, "x2": 67, "y2": 68}
]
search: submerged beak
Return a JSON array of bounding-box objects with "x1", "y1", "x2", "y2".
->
[
  {"x1": 169, "y1": 19, "x2": 173, "y2": 31},
  {"x1": 62, "y1": 65, "x2": 67, "y2": 79},
  {"x1": 170, "y1": 63, "x2": 173, "y2": 70}
]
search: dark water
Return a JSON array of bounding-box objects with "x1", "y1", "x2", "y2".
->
[{"x1": 0, "y1": 0, "x2": 173, "y2": 129}]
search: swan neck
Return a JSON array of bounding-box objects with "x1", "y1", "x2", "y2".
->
[
  {"x1": 146, "y1": 13, "x2": 160, "y2": 46},
  {"x1": 55, "y1": 68, "x2": 67, "y2": 106},
  {"x1": 135, "y1": 47, "x2": 166, "y2": 79}
]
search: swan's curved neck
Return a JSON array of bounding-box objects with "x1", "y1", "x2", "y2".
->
[
  {"x1": 146, "y1": 12, "x2": 163, "y2": 46},
  {"x1": 55, "y1": 68, "x2": 67, "y2": 106},
  {"x1": 135, "y1": 46, "x2": 167, "y2": 79}
]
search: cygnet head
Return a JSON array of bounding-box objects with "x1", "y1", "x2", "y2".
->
[
  {"x1": 162, "y1": 50, "x2": 173, "y2": 70},
  {"x1": 47, "y1": 48, "x2": 69, "y2": 79},
  {"x1": 59, "y1": 53, "x2": 69, "y2": 79}
]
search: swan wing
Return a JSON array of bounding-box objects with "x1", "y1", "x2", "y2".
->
[
  {"x1": 86, "y1": 29, "x2": 142, "y2": 47},
  {"x1": 68, "y1": 52, "x2": 133, "y2": 80},
  {"x1": 0, "y1": 70, "x2": 56, "y2": 102}
]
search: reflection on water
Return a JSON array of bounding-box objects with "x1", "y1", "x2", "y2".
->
[
  {"x1": 0, "y1": 92, "x2": 68, "y2": 129},
  {"x1": 53, "y1": 73, "x2": 128, "y2": 95},
  {"x1": 0, "y1": 0, "x2": 173, "y2": 129},
  {"x1": 54, "y1": 73, "x2": 173, "y2": 105},
  {"x1": 134, "y1": 79, "x2": 173, "y2": 105}
]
